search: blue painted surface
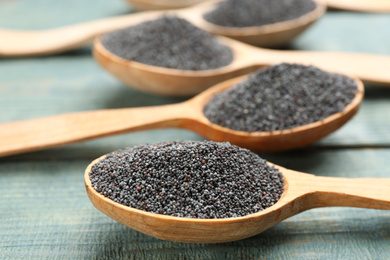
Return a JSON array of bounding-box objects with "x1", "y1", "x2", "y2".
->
[{"x1": 0, "y1": 1, "x2": 390, "y2": 259}]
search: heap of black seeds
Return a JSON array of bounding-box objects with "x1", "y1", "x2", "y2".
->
[
  {"x1": 204, "y1": 63, "x2": 358, "y2": 132},
  {"x1": 204, "y1": 0, "x2": 317, "y2": 28},
  {"x1": 89, "y1": 141, "x2": 284, "y2": 219},
  {"x1": 101, "y1": 16, "x2": 233, "y2": 71}
]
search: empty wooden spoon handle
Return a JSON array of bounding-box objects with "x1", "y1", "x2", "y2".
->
[
  {"x1": 275, "y1": 51, "x2": 390, "y2": 86},
  {"x1": 326, "y1": 0, "x2": 390, "y2": 12},
  {"x1": 127, "y1": 0, "x2": 201, "y2": 10},
  {"x1": 0, "y1": 103, "x2": 190, "y2": 157},
  {"x1": 292, "y1": 172, "x2": 390, "y2": 210},
  {"x1": 0, "y1": 12, "x2": 161, "y2": 57}
]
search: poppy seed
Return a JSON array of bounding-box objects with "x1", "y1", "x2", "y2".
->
[
  {"x1": 204, "y1": 0, "x2": 317, "y2": 28},
  {"x1": 89, "y1": 141, "x2": 284, "y2": 219},
  {"x1": 101, "y1": 16, "x2": 233, "y2": 71},
  {"x1": 203, "y1": 63, "x2": 358, "y2": 132}
]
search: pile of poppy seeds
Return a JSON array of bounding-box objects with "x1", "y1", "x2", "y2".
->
[
  {"x1": 204, "y1": 0, "x2": 317, "y2": 27},
  {"x1": 89, "y1": 141, "x2": 284, "y2": 219},
  {"x1": 204, "y1": 63, "x2": 358, "y2": 132},
  {"x1": 101, "y1": 16, "x2": 233, "y2": 70}
]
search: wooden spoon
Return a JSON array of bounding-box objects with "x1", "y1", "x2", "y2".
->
[
  {"x1": 126, "y1": 0, "x2": 390, "y2": 13},
  {"x1": 94, "y1": 35, "x2": 390, "y2": 96},
  {"x1": 126, "y1": 0, "x2": 204, "y2": 10},
  {"x1": 0, "y1": 72, "x2": 363, "y2": 157},
  {"x1": 0, "y1": 0, "x2": 325, "y2": 56},
  {"x1": 84, "y1": 156, "x2": 390, "y2": 243}
]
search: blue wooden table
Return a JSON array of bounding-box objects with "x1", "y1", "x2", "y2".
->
[{"x1": 1, "y1": 0, "x2": 390, "y2": 259}]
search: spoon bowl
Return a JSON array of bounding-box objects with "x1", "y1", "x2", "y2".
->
[
  {"x1": 0, "y1": 69, "x2": 364, "y2": 157},
  {"x1": 0, "y1": 0, "x2": 325, "y2": 56},
  {"x1": 93, "y1": 36, "x2": 261, "y2": 96},
  {"x1": 191, "y1": 0, "x2": 326, "y2": 48},
  {"x1": 178, "y1": 75, "x2": 364, "y2": 152},
  {"x1": 84, "y1": 157, "x2": 390, "y2": 243}
]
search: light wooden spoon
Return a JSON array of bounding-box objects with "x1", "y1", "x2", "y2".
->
[
  {"x1": 126, "y1": 0, "x2": 204, "y2": 10},
  {"x1": 84, "y1": 156, "x2": 390, "y2": 243},
  {"x1": 95, "y1": 35, "x2": 390, "y2": 96},
  {"x1": 0, "y1": 72, "x2": 363, "y2": 157},
  {"x1": 0, "y1": 0, "x2": 325, "y2": 56},
  {"x1": 126, "y1": 0, "x2": 390, "y2": 13}
]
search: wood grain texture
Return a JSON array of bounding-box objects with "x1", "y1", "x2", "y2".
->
[{"x1": 1, "y1": 0, "x2": 390, "y2": 258}]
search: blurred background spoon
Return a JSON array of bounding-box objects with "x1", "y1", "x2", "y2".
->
[
  {"x1": 126, "y1": 0, "x2": 390, "y2": 12},
  {"x1": 0, "y1": 0, "x2": 325, "y2": 56},
  {"x1": 126, "y1": 0, "x2": 205, "y2": 10},
  {"x1": 94, "y1": 35, "x2": 390, "y2": 96}
]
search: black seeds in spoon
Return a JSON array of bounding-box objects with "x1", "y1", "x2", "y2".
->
[
  {"x1": 89, "y1": 141, "x2": 284, "y2": 219},
  {"x1": 101, "y1": 16, "x2": 233, "y2": 71},
  {"x1": 203, "y1": 63, "x2": 358, "y2": 132},
  {"x1": 204, "y1": 0, "x2": 317, "y2": 28}
]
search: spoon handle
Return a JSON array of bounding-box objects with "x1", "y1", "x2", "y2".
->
[
  {"x1": 0, "y1": 103, "x2": 192, "y2": 157},
  {"x1": 0, "y1": 11, "x2": 161, "y2": 57},
  {"x1": 277, "y1": 51, "x2": 390, "y2": 86},
  {"x1": 299, "y1": 174, "x2": 390, "y2": 210},
  {"x1": 326, "y1": 0, "x2": 390, "y2": 12}
]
